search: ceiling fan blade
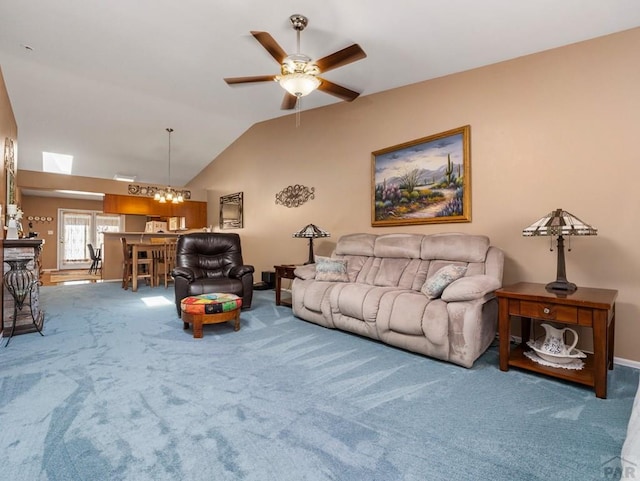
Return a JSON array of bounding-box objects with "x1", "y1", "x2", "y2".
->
[
  {"x1": 224, "y1": 75, "x2": 276, "y2": 85},
  {"x1": 250, "y1": 31, "x2": 288, "y2": 64},
  {"x1": 315, "y1": 44, "x2": 366, "y2": 73},
  {"x1": 318, "y1": 79, "x2": 360, "y2": 102},
  {"x1": 281, "y1": 92, "x2": 298, "y2": 110}
]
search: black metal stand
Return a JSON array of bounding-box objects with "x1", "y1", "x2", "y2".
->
[
  {"x1": 545, "y1": 235, "x2": 577, "y2": 293},
  {"x1": 4, "y1": 259, "x2": 44, "y2": 347},
  {"x1": 304, "y1": 238, "x2": 316, "y2": 265}
]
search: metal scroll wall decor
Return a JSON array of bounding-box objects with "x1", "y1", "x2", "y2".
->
[
  {"x1": 128, "y1": 184, "x2": 191, "y2": 200},
  {"x1": 275, "y1": 185, "x2": 315, "y2": 208}
]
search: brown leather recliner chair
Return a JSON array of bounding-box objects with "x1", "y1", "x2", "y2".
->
[{"x1": 172, "y1": 233, "x2": 254, "y2": 316}]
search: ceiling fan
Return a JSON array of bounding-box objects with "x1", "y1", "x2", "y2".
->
[{"x1": 224, "y1": 14, "x2": 367, "y2": 110}]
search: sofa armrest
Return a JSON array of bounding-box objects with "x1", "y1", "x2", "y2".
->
[
  {"x1": 294, "y1": 264, "x2": 317, "y2": 280},
  {"x1": 441, "y1": 275, "x2": 501, "y2": 302},
  {"x1": 229, "y1": 264, "x2": 255, "y2": 279},
  {"x1": 171, "y1": 266, "x2": 202, "y2": 282}
]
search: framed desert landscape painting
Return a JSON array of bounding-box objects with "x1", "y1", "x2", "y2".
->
[{"x1": 372, "y1": 125, "x2": 471, "y2": 227}]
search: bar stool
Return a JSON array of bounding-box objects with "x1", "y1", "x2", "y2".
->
[{"x1": 121, "y1": 237, "x2": 153, "y2": 290}]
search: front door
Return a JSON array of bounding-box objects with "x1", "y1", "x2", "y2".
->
[
  {"x1": 58, "y1": 210, "x2": 93, "y2": 270},
  {"x1": 57, "y1": 210, "x2": 124, "y2": 270}
]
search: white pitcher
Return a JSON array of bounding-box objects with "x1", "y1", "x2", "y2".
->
[{"x1": 540, "y1": 323, "x2": 579, "y2": 356}]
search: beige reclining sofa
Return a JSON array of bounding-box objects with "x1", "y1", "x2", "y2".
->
[{"x1": 292, "y1": 232, "x2": 504, "y2": 368}]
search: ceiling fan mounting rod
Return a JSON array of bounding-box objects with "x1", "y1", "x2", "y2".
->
[
  {"x1": 290, "y1": 14, "x2": 308, "y2": 54},
  {"x1": 290, "y1": 14, "x2": 308, "y2": 32}
]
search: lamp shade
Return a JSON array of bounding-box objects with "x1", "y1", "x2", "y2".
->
[
  {"x1": 522, "y1": 208, "x2": 597, "y2": 293},
  {"x1": 292, "y1": 224, "x2": 330, "y2": 239},
  {"x1": 523, "y1": 208, "x2": 597, "y2": 237}
]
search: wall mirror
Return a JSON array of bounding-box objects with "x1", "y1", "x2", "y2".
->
[{"x1": 219, "y1": 192, "x2": 243, "y2": 229}]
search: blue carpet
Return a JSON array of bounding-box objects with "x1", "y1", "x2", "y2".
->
[{"x1": 0, "y1": 282, "x2": 636, "y2": 481}]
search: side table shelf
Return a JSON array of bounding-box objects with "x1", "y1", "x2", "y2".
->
[
  {"x1": 497, "y1": 282, "x2": 617, "y2": 399},
  {"x1": 507, "y1": 344, "x2": 596, "y2": 387}
]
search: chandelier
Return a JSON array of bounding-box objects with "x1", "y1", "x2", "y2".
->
[{"x1": 154, "y1": 128, "x2": 184, "y2": 204}]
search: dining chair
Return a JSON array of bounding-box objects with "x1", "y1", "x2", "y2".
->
[
  {"x1": 153, "y1": 239, "x2": 177, "y2": 288},
  {"x1": 87, "y1": 243, "x2": 102, "y2": 275}
]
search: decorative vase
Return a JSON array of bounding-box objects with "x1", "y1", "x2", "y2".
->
[
  {"x1": 6, "y1": 219, "x2": 19, "y2": 240},
  {"x1": 4, "y1": 259, "x2": 36, "y2": 310},
  {"x1": 540, "y1": 323, "x2": 579, "y2": 356}
]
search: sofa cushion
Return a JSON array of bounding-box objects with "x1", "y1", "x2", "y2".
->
[
  {"x1": 421, "y1": 265, "x2": 467, "y2": 299},
  {"x1": 374, "y1": 258, "x2": 413, "y2": 287},
  {"x1": 331, "y1": 284, "x2": 397, "y2": 329},
  {"x1": 315, "y1": 256, "x2": 349, "y2": 282}
]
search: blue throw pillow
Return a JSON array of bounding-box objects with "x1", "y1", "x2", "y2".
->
[
  {"x1": 315, "y1": 256, "x2": 349, "y2": 282},
  {"x1": 421, "y1": 265, "x2": 467, "y2": 299}
]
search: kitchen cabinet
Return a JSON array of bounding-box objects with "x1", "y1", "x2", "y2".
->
[{"x1": 103, "y1": 194, "x2": 207, "y2": 228}]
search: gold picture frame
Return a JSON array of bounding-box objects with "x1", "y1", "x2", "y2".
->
[
  {"x1": 4, "y1": 137, "x2": 16, "y2": 208},
  {"x1": 371, "y1": 125, "x2": 471, "y2": 227}
]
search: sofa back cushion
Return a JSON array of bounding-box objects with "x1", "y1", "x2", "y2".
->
[
  {"x1": 373, "y1": 234, "x2": 423, "y2": 258},
  {"x1": 420, "y1": 233, "x2": 490, "y2": 263},
  {"x1": 333, "y1": 232, "x2": 493, "y2": 290},
  {"x1": 334, "y1": 233, "x2": 377, "y2": 256}
]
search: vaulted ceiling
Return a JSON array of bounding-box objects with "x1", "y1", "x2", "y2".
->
[{"x1": 1, "y1": 1, "x2": 639, "y2": 188}]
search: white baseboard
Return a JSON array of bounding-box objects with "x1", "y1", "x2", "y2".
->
[{"x1": 615, "y1": 357, "x2": 640, "y2": 370}]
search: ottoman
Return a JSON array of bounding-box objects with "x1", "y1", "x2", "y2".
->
[{"x1": 180, "y1": 293, "x2": 242, "y2": 338}]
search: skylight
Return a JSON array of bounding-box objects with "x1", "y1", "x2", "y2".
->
[
  {"x1": 55, "y1": 190, "x2": 105, "y2": 198},
  {"x1": 43, "y1": 151, "x2": 73, "y2": 174},
  {"x1": 113, "y1": 174, "x2": 136, "y2": 182}
]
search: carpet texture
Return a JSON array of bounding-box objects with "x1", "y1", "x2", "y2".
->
[{"x1": 0, "y1": 282, "x2": 636, "y2": 481}]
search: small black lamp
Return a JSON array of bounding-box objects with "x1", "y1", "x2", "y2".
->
[
  {"x1": 523, "y1": 208, "x2": 597, "y2": 293},
  {"x1": 293, "y1": 224, "x2": 330, "y2": 264}
]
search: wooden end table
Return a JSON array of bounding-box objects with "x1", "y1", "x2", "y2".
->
[
  {"x1": 274, "y1": 265, "x2": 297, "y2": 307},
  {"x1": 496, "y1": 282, "x2": 617, "y2": 399}
]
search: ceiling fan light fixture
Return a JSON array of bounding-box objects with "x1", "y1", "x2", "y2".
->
[
  {"x1": 224, "y1": 14, "x2": 365, "y2": 109},
  {"x1": 279, "y1": 73, "x2": 320, "y2": 97}
]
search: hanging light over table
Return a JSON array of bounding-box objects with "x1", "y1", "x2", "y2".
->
[{"x1": 154, "y1": 128, "x2": 184, "y2": 204}]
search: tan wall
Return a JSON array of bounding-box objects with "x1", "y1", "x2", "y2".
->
[
  {"x1": 19, "y1": 195, "x2": 149, "y2": 270},
  {"x1": 20, "y1": 196, "x2": 104, "y2": 270},
  {"x1": 189, "y1": 27, "x2": 640, "y2": 361}
]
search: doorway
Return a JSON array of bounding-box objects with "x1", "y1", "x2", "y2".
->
[{"x1": 58, "y1": 209, "x2": 123, "y2": 270}]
